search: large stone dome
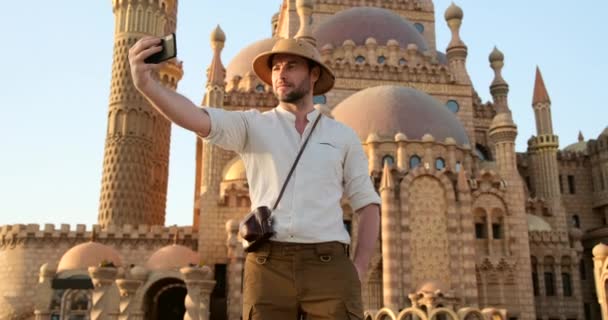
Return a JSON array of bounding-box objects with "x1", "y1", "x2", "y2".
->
[
  {"x1": 313, "y1": 7, "x2": 428, "y2": 50},
  {"x1": 57, "y1": 241, "x2": 122, "y2": 273},
  {"x1": 225, "y1": 38, "x2": 277, "y2": 82},
  {"x1": 146, "y1": 245, "x2": 200, "y2": 271},
  {"x1": 332, "y1": 85, "x2": 469, "y2": 145}
]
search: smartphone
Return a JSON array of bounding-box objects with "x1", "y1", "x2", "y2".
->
[{"x1": 144, "y1": 33, "x2": 176, "y2": 64}]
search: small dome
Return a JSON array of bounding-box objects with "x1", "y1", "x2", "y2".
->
[
  {"x1": 444, "y1": 2, "x2": 463, "y2": 21},
  {"x1": 57, "y1": 242, "x2": 122, "y2": 273},
  {"x1": 332, "y1": 85, "x2": 469, "y2": 145},
  {"x1": 146, "y1": 245, "x2": 200, "y2": 271},
  {"x1": 527, "y1": 214, "x2": 552, "y2": 232},
  {"x1": 226, "y1": 38, "x2": 277, "y2": 82},
  {"x1": 222, "y1": 157, "x2": 247, "y2": 181},
  {"x1": 313, "y1": 7, "x2": 428, "y2": 51},
  {"x1": 395, "y1": 132, "x2": 408, "y2": 142},
  {"x1": 564, "y1": 141, "x2": 588, "y2": 154},
  {"x1": 593, "y1": 243, "x2": 608, "y2": 258}
]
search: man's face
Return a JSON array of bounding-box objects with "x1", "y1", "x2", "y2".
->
[{"x1": 270, "y1": 54, "x2": 319, "y2": 103}]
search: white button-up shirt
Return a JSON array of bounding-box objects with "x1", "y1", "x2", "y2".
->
[{"x1": 202, "y1": 106, "x2": 380, "y2": 244}]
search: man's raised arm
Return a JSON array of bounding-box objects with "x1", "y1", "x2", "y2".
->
[{"x1": 128, "y1": 36, "x2": 211, "y2": 137}]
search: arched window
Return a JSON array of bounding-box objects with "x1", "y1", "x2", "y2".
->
[
  {"x1": 571, "y1": 214, "x2": 581, "y2": 228},
  {"x1": 409, "y1": 155, "x2": 421, "y2": 169},
  {"x1": 475, "y1": 144, "x2": 492, "y2": 161},
  {"x1": 255, "y1": 84, "x2": 265, "y2": 92},
  {"x1": 446, "y1": 100, "x2": 459, "y2": 113},
  {"x1": 382, "y1": 155, "x2": 394, "y2": 166},
  {"x1": 435, "y1": 158, "x2": 446, "y2": 170},
  {"x1": 377, "y1": 56, "x2": 386, "y2": 64}
]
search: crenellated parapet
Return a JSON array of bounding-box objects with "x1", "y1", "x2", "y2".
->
[
  {"x1": 316, "y1": 0, "x2": 428, "y2": 12},
  {"x1": 224, "y1": 88, "x2": 278, "y2": 109},
  {"x1": 362, "y1": 132, "x2": 474, "y2": 181},
  {"x1": 319, "y1": 40, "x2": 452, "y2": 85},
  {"x1": 0, "y1": 224, "x2": 198, "y2": 250},
  {"x1": 556, "y1": 149, "x2": 589, "y2": 167},
  {"x1": 528, "y1": 230, "x2": 570, "y2": 245},
  {"x1": 111, "y1": 0, "x2": 178, "y2": 33}
]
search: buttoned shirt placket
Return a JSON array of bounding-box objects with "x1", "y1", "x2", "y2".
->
[{"x1": 276, "y1": 109, "x2": 318, "y2": 240}]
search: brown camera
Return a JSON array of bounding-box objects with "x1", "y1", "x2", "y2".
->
[{"x1": 239, "y1": 206, "x2": 275, "y2": 252}]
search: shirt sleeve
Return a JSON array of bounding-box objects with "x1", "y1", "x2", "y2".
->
[
  {"x1": 198, "y1": 107, "x2": 253, "y2": 153},
  {"x1": 343, "y1": 128, "x2": 381, "y2": 212}
]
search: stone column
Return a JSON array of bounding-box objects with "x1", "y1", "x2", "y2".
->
[
  {"x1": 34, "y1": 263, "x2": 56, "y2": 320},
  {"x1": 116, "y1": 278, "x2": 144, "y2": 320},
  {"x1": 89, "y1": 266, "x2": 120, "y2": 320},
  {"x1": 226, "y1": 220, "x2": 245, "y2": 320},
  {"x1": 180, "y1": 266, "x2": 216, "y2": 320}
]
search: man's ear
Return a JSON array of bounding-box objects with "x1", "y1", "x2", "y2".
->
[{"x1": 310, "y1": 65, "x2": 321, "y2": 83}]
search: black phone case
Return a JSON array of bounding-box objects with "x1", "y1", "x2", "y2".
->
[{"x1": 144, "y1": 33, "x2": 176, "y2": 64}]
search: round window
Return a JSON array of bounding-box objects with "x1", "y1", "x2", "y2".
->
[{"x1": 446, "y1": 100, "x2": 459, "y2": 113}]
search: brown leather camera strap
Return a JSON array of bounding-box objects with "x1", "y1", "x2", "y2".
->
[{"x1": 272, "y1": 112, "x2": 323, "y2": 210}]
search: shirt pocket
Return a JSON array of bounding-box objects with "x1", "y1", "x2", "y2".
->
[{"x1": 303, "y1": 139, "x2": 343, "y2": 183}]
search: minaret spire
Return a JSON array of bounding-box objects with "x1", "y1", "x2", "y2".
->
[
  {"x1": 532, "y1": 66, "x2": 554, "y2": 136},
  {"x1": 533, "y1": 66, "x2": 551, "y2": 105}
]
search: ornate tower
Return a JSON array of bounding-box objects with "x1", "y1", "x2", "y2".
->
[
  {"x1": 98, "y1": 0, "x2": 183, "y2": 227},
  {"x1": 527, "y1": 67, "x2": 567, "y2": 229},
  {"x1": 487, "y1": 49, "x2": 536, "y2": 319}
]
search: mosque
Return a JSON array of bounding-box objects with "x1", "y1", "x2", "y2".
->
[{"x1": 2, "y1": 0, "x2": 608, "y2": 319}]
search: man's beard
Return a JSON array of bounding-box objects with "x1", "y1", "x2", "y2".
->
[{"x1": 275, "y1": 80, "x2": 311, "y2": 103}]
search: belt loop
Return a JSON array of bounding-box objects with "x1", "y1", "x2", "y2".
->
[{"x1": 256, "y1": 241, "x2": 271, "y2": 258}]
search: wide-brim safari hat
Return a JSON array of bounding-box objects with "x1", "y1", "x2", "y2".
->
[{"x1": 252, "y1": 38, "x2": 335, "y2": 95}]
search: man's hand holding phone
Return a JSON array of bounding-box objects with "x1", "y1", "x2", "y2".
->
[{"x1": 128, "y1": 33, "x2": 176, "y2": 92}]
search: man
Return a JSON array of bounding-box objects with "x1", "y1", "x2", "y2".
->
[{"x1": 129, "y1": 35, "x2": 380, "y2": 319}]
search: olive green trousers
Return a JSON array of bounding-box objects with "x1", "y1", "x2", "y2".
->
[{"x1": 243, "y1": 241, "x2": 364, "y2": 319}]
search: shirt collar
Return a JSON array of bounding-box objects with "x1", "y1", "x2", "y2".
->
[{"x1": 276, "y1": 105, "x2": 319, "y2": 123}]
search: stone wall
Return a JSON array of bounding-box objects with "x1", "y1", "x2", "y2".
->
[{"x1": 0, "y1": 223, "x2": 197, "y2": 320}]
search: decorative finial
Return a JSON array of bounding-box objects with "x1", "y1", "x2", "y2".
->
[
  {"x1": 210, "y1": 25, "x2": 226, "y2": 44},
  {"x1": 445, "y1": 2, "x2": 465, "y2": 49},
  {"x1": 91, "y1": 225, "x2": 97, "y2": 242},
  {"x1": 294, "y1": 0, "x2": 316, "y2": 46},
  {"x1": 578, "y1": 131, "x2": 584, "y2": 142},
  {"x1": 173, "y1": 225, "x2": 179, "y2": 245}
]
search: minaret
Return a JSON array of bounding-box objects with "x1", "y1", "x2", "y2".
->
[
  {"x1": 528, "y1": 67, "x2": 561, "y2": 201},
  {"x1": 194, "y1": 25, "x2": 226, "y2": 229},
  {"x1": 98, "y1": 0, "x2": 183, "y2": 227},
  {"x1": 379, "y1": 162, "x2": 400, "y2": 310},
  {"x1": 488, "y1": 46, "x2": 516, "y2": 173},
  {"x1": 196, "y1": 26, "x2": 229, "y2": 265},
  {"x1": 488, "y1": 55, "x2": 536, "y2": 320},
  {"x1": 444, "y1": 3, "x2": 471, "y2": 85}
]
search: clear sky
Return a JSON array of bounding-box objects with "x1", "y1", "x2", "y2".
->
[{"x1": 0, "y1": 1, "x2": 606, "y2": 228}]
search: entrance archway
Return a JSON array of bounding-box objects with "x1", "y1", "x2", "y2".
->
[{"x1": 144, "y1": 277, "x2": 187, "y2": 320}]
